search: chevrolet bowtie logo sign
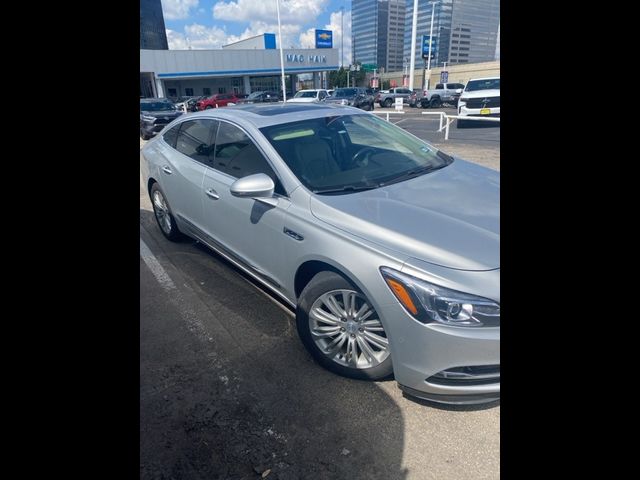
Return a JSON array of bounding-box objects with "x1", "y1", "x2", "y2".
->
[{"x1": 315, "y1": 29, "x2": 333, "y2": 48}]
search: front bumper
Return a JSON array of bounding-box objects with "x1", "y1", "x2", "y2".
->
[
  {"x1": 378, "y1": 302, "x2": 500, "y2": 405},
  {"x1": 458, "y1": 104, "x2": 501, "y2": 118}
]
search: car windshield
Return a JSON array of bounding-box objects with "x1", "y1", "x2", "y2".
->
[
  {"x1": 294, "y1": 91, "x2": 318, "y2": 98},
  {"x1": 465, "y1": 79, "x2": 500, "y2": 91},
  {"x1": 260, "y1": 114, "x2": 452, "y2": 193},
  {"x1": 141, "y1": 102, "x2": 175, "y2": 111},
  {"x1": 334, "y1": 88, "x2": 357, "y2": 98}
]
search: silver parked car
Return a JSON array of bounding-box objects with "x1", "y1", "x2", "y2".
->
[{"x1": 140, "y1": 103, "x2": 500, "y2": 404}]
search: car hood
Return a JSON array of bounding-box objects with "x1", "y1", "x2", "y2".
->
[
  {"x1": 141, "y1": 109, "x2": 182, "y2": 117},
  {"x1": 460, "y1": 89, "x2": 500, "y2": 100},
  {"x1": 309, "y1": 159, "x2": 500, "y2": 271}
]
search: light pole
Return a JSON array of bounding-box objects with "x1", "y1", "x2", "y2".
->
[
  {"x1": 341, "y1": 5, "x2": 344, "y2": 68},
  {"x1": 424, "y1": 1, "x2": 436, "y2": 91},
  {"x1": 408, "y1": 0, "x2": 419, "y2": 90},
  {"x1": 275, "y1": 0, "x2": 287, "y2": 102}
]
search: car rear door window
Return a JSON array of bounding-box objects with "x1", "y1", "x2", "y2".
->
[
  {"x1": 175, "y1": 119, "x2": 218, "y2": 166},
  {"x1": 435, "y1": 84, "x2": 444, "y2": 90},
  {"x1": 213, "y1": 122, "x2": 285, "y2": 195}
]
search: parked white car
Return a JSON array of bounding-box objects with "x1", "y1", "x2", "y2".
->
[
  {"x1": 457, "y1": 77, "x2": 500, "y2": 128},
  {"x1": 286, "y1": 89, "x2": 329, "y2": 103}
]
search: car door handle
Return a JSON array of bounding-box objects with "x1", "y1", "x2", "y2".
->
[
  {"x1": 162, "y1": 166, "x2": 173, "y2": 175},
  {"x1": 205, "y1": 188, "x2": 220, "y2": 200}
]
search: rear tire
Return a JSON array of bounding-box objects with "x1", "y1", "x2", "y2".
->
[
  {"x1": 150, "y1": 183, "x2": 184, "y2": 242},
  {"x1": 430, "y1": 97, "x2": 442, "y2": 108},
  {"x1": 383, "y1": 98, "x2": 393, "y2": 108},
  {"x1": 296, "y1": 271, "x2": 393, "y2": 381}
]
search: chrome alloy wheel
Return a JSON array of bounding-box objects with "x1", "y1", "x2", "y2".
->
[
  {"x1": 152, "y1": 190, "x2": 172, "y2": 235},
  {"x1": 309, "y1": 289, "x2": 390, "y2": 369}
]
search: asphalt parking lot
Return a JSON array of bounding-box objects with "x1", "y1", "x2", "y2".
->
[
  {"x1": 140, "y1": 111, "x2": 500, "y2": 479},
  {"x1": 372, "y1": 106, "x2": 500, "y2": 171}
]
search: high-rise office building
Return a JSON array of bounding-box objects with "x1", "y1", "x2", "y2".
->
[
  {"x1": 352, "y1": 0, "x2": 406, "y2": 72},
  {"x1": 403, "y1": 0, "x2": 499, "y2": 69},
  {"x1": 140, "y1": 0, "x2": 169, "y2": 50}
]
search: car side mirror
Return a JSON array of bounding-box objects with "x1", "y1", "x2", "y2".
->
[{"x1": 230, "y1": 173, "x2": 276, "y2": 204}]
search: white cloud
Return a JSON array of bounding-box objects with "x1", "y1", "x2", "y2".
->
[
  {"x1": 168, "y1": 21, "x2": 303, "y2": 50},
  {"x1": 166, "y1": 24, "x2": 230, "y2": 49},
  {"x1": 166, "y1": 29, "x2": 189, "y2": 49},
  {"x1": 213, "y1": 0, "x2": 328, "y2": 24},
  {"x1": 161, "y1": 0, "x2": 199, "y2": 20},
  {"x1": 232, "y1": 21, "x2": 302, "y2": 49},
  {"x1": 300, "y1": 10, "x2": 351, "y2": 65}
]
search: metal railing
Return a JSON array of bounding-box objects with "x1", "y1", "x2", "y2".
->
[
  {"x1": 422, "y1": 111, "x2": 500, "y2": 140},
  {"x1": 372, "y1": 111, "x2": 406, "y2": 122}
]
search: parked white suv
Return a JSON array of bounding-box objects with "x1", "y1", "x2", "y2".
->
[{"x1": 457, "y1": 77, "x2": 500, "y2": 128}]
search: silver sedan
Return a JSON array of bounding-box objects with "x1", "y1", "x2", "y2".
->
[{"x1": 140, "y1": 103, "x2": 500, "y2": 404}]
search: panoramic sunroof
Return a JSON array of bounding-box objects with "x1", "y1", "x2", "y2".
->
[{"x1": 231, "y1": 104, "x2": 332, "y2": 116}]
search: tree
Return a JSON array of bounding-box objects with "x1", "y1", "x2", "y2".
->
[
  {"x1": 329, "y1": 63, "x2": 368, "y2": 88},
  {"x1": 329, "y1": 67, "x2": 348, "y2": 88}
]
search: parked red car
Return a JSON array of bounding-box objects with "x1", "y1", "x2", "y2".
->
[{"x1": 197, "y1": 93, "x2": 240, "y2": 110}]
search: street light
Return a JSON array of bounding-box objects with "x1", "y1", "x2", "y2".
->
[
  {"x1": 424, "y1": 1, "x2": 437, "y2": 91},
  {"x1": 408, "y1": 0, "x2": 419, "y2": 90},
  {"x1": 275, "y1": 0, "x2": 287, "y2": 102}
]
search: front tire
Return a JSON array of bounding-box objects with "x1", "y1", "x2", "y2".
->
[
  {"x1": 296, "y1": 271, "x2": 393, "y2": 380},
  {"x1": 150, "y1": 183, "x2": 184, "y2": 242}
]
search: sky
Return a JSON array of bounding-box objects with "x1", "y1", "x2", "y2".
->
[{"x1": 161, "y1": 0, "x2": 353, "y2": 64}]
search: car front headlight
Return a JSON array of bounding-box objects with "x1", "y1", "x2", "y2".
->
[
  {"x1": 380, "y1": 267, "x2": 499, "y2": 327},
  {"x1": 458, "y1": 98, "x2": 467, "y2": 106}
]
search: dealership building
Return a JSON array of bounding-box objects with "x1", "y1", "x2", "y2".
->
[{"x1": 140, "y1": 33, "x2": 339, "y2": 99}]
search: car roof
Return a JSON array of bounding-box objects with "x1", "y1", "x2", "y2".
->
[
  {"x1": 468, "y1": 76, "x2": 500, "y2": 81},
  {"x1": 182, "y1": 103, "x2": 367, "y2": 128}
]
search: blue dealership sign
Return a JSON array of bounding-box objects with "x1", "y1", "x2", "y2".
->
[
  {"x1": 315, "y1": 29, "x2": 333, "y2": 48},
  {"x1": 421, "y1": 35, "x2": 437, "y2": 59}
]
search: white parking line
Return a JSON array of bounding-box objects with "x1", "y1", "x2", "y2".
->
[
  {"x1": 140, "y1": 236, "x2": 219, "y2": 344},
  {"x1": 140, "y1": 238, "x2": 176, "y2": 291}
]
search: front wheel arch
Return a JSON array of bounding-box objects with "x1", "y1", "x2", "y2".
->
[
  {"x1": 295, "y1": 260, "x2": 348, "y2": 300},
  {"x1": 147, "y1": 178, "x2": 157, "y2": 198}
]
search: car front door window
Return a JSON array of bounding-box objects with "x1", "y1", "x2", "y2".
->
[{"x1": 213, "y1": 122, "x2": 286, "y2": 196}]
